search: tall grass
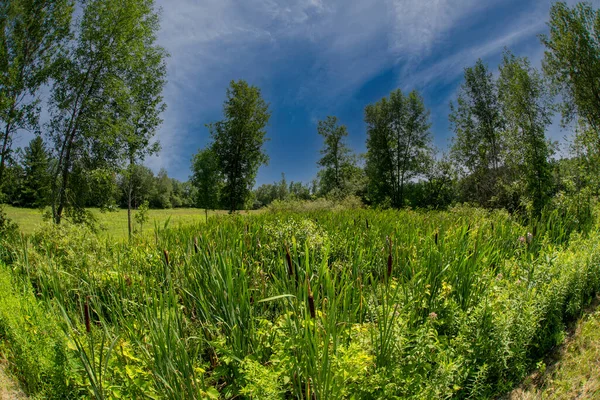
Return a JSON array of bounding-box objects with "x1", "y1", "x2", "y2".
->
[{"x1": 0, "y1": 205, "x2": 598, "y2": 398}]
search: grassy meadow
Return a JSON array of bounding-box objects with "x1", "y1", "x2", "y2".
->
[
  {"x1": 0, "y1": 205, "x2": 599, "y2": 399},
  {"x1": 1, "y1": 206, "x2": 248, "y2": 239}
]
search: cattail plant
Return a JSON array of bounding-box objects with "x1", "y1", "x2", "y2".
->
[
  {"x1": 307, "y1": 276, "x2": 316, "y2": 319},
  {"x1": 285, "y1": 244, "x2": 294, "y2": 278},
  {"x1": 387, "y1": 236, "x2": 393, "y2": 279},
  {"x1": 163, "y1": 249, "x2": 170, "y2": 266},
  {"x1": 84, "y1": 295, "x2": 91, "y2": 333}
]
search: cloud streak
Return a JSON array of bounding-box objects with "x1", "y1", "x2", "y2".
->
[{"x1": 148, "y1": 0, "x2": 592, "y2": 182}]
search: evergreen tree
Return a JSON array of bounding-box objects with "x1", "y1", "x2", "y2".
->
[{"x1": 19, "y1": 136, "x2": 51, "y2": 208}]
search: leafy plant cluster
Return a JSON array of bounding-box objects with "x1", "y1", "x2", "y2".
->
[{"x1": 0, "y1": 205, "x2": 598, "y2": 399}]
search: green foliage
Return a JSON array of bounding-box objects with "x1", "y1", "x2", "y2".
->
[
  {"x1": 541, "y1": 2, "x2": 600, "y2": 129},
  {"x1": 0, "y1": 205, "x2": 18, "y2": 237},
  {"x1": 1, "y1": 205, "x2": 599, "y2": 398},
  {"x1": 252, "y1": 173, "x2": 314, "y2": 209},
  {"x1": 316, "y1": 116, "x2": 358, "y2": 197},
  {"x1": 497, "y1": 51, "x2": 555, "y2": 218},
  {"x1": 0, "y1": 263, "x2": 81, "y2": 398},
  {"x1": 134, "y1": 200, "x2": 150, "y2": 233},
  {"x1": 48, "y1": 0, "x2": 164, "y2": 224},
  {"x1": 151, "y1": 168, "x2": 173, "y2": 209},
  {"x1": 365, "y1": 89, "x2": 433, "y2": 208},
  {"x1": 450, "y1": 59, "x2": 505, "y2": 207},
  {"x1": 191, "y1": 147, "x2": 222, "y2": 210},
  {"x1": 209, "y1": 80, "x2": 271, "y2": 212},
  {"x1": 17, "y1": 136, "x2": 52, "y2": 208},
  {"x1": 0, "y1": 0, "x2": 73, "y2": 187},
  {"x1": 266, "y1": 195, "x2": 364, "y2": 213},
  {"x1": 118, "y1": 164, "x2": 156, "y2": 208}
]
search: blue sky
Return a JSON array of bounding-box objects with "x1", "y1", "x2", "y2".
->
[{"x1": 146, "y1": 0, "x2": 599, "y2": 185}]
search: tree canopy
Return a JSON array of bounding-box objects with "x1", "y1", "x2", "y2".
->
[{"x1": 209, "y1": 80, "x2": 271, "y2": 212}]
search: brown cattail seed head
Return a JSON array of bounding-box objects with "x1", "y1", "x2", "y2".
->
[
  {"x1": 387, "y1": 236, "x2": 393, "y2": 278},
  {"x1": 163, "y1": 249, "x2": 170, "y2": 266},
  {"x1": 285, "y1": 245, "x2": 294, "y2": 277},
  {"x1": 84, "y1": 296, "x2": 91, "y2": 333},
  {"x1": 307, "y1": 279, "x2": 316, "y2": 319},
  {"x1": 193, "y1": 237, "x2": 199, "y2": 254}
]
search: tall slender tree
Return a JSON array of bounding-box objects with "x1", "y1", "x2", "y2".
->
[
  {"x1": 0, "y1": 0, "x2": 72, "y2": 189},
  {"x1": 316, "y1": 116, "x2": 355, "y2": 196},
  {"x1": 191, "y1": 147, "x2": 222, "y2": 221},
  {"x1": 209, "y1": 80, "x2": 271, "y2": 212},
  {"x1": 449, "y1": 59, "x2": 505, "y2": 206},
  {"x1": 48, "y1": 0, "x2": 163, "y2": 224},
  {"x1": 541, "y1": 2, "x2": 600, "y2": 131},
  {"x1": 118, "y1": 10, "x2": 166, "y2": 239},
  {"x1": 498, "y1": 51, "x2": 554, "y2": 217},
  {"x1": 365, "y1": 89, "x2": 432, "y2": 208},
  {"x1": 541, "y1": 2, "x2": 600, "y2": 200}
]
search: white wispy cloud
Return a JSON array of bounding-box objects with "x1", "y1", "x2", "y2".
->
[
  {"x1": 388, "y1": 0, "x2": 498, "y2": 59},
  {"x1": 148, "y1": 0, "x2": 596, "y2": 180},
  {"x1": 150, "y1": 0, "x2": 499, "y2": 178}
]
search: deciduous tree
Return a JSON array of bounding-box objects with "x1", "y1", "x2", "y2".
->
[
  {"x1": 498, "y1": 51, "x2": 555, "y2": 217},
  {"x1": 541, "y1": 2, "x2": 600, "y2": 130},
  {"x1": 209, "y1": 80, "x2": 270, "y2": 212},
  {"x1": 191, "y1": 147, "x2": 222, "y2": 220},
  {"x1": 365, "y1": 89, "x2": 432, "y2": 208},
  {"x1": 449, "y1": 59, "x2": 505, "y2": 206},
  {"x1": 316, "y1": 116, "x2": 355, "y2": 196},
  {"x1": 0, "y1": 0, "x2": 72, "y2": 189},
  {"x1": 48, "y1": 0, "x2": 163, "y2": 224}
]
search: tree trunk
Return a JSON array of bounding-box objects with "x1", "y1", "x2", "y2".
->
[
  {"x1": 128, "y1": 185, "x2": 133, "y2": 240},
  {"x1": 0, "y1": 122, "x2": 11, "y2": 188},
  {"x1": 0, "y1": 102, "x2": 16, "y2": 189},
  {"x1": 54, "y1": 129, "x2": 77, "y2": 224},
  {"x1": 127, "y1": 160, "x2": 134, "y2": 240}
]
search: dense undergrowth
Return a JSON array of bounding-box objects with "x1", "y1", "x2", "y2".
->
[{"x1": 0, "y1": 204, "x2": 599, "y2": 399}]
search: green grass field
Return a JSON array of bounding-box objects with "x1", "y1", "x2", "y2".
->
[{"x1": 2, "y1": 206, "x2": 254, "y2": 240}]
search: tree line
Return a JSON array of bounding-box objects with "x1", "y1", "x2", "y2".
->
[
  {"x1": 2, "y1": 139, "x2": 196, "y2": 211},
  {"x1": 2, "y1": 1, "x2": 600, "y2": 227},
  {"x1": 191, "y1": 2, "x2": 600, "y2": 219}
]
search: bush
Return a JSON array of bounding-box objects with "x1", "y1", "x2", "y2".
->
[
  {"x1": 0, "y1": 263, "x2": 82, "y2": 398},
  {"x1": 266, "y1": 195, "x2": 364, "y2": 213}
]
